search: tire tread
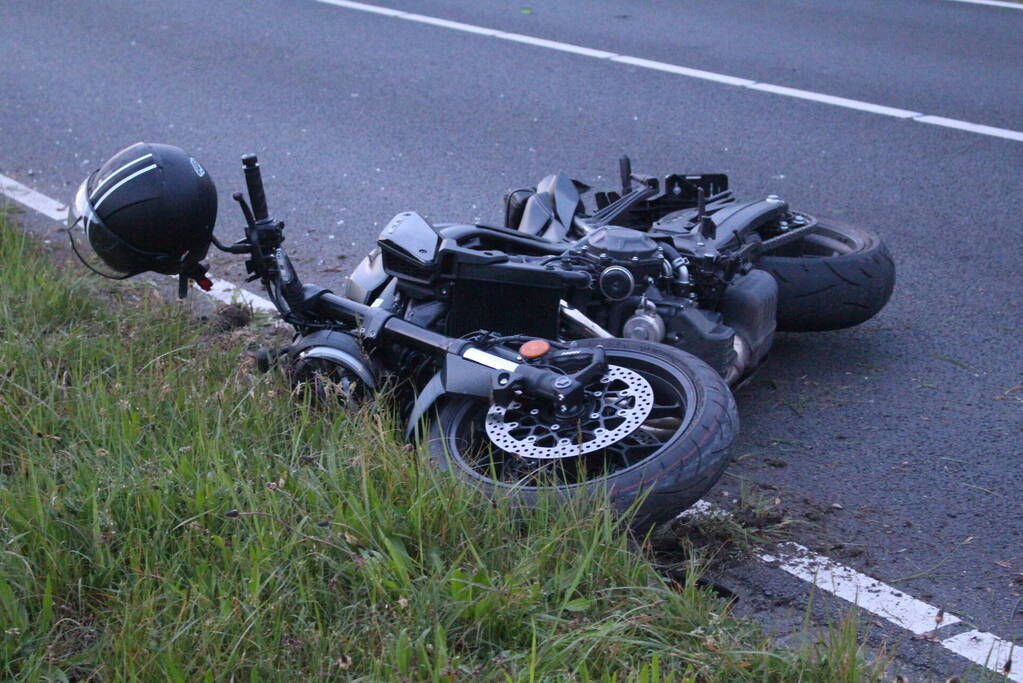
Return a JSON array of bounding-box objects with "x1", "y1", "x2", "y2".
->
[{"x1": 759, "y1": 220, "x2": 895, "y2": 332}]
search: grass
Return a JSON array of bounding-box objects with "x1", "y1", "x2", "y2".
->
[{"x1": 0, "y1": 209, "x2": 887, "y2": 680}]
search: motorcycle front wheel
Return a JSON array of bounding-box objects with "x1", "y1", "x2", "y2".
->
[{"x1": 424, "y1": 338, "x2": 738, "y2": 529}]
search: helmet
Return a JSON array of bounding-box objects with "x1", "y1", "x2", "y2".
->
[{"x1": 68, "y1": 142, "x2": 217, "y2": 279}]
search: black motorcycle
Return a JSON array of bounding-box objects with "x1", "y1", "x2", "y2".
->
[
  {"x1": 345, "y1": 156, "x2": 895, "y2": 388},
  {"x1": 70, "y1": 151, "x2": 739, "y2": 528}
]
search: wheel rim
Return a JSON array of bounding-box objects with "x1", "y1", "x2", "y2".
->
[
  {"x1": 778, "y1": 224, "x2": 864, "y2": 259},
  {"x1": 437, "y1": 350, "x2": 699, "y2": 490},
  {"x1": 484, "y1": 364, "x2": 655, "y2": 459}
]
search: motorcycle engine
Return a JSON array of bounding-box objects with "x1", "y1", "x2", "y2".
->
[{"x1": 582, "y1": 227, "x2": 664, "y2": 300}]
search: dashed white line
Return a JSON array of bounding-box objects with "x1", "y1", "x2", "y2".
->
[
  {"x1": 315, "y1": 0, "x2": 1023, "y2": 145},
  {"x1": 4, "y1": 172, "x2": 1022, "y2": 681},
  {"x1": 942, "y1": 630, "x2": 1021, "y2": 682},
  {"x1": 205, "y1": 277, "x2": 278, "y2": 313},
  {"x1": 758, "y1": 543, "x2": 960, "y2": 635},
  {"x1": 0, "y1": 172, "x2": 68, "y2": 222}
]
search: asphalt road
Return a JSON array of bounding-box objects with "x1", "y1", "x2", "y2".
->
[{"x1": 2, "y1": 0, "x2": 1021, "y2": 672}]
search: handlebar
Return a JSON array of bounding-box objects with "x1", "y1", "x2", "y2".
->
[
  {"x1": 226, "y1": 154, "x2": 596, "y2": 405},
  {"x1": 241, "y1": 154, "x2": 269, "y2": 221}
]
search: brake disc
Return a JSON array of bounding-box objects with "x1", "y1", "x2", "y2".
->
[{"x1": 484, "y1": 364, "x2": 654, "y2": 459}]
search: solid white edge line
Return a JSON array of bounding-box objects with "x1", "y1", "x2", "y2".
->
[
  {"x1": 315, "y1": 0, "x2": 1023, "y2": 145},
  {"x1": 914, "y1": 115, "x2": 1023, "y2": 142},
  {"x1": 746, "y1": 83, "x2": 923, "y2": 119},
  {"x1": 757, "y1": 542, "x2": 960, "y2": 635},
  {"x1": 0, "y1": 172, "x2": 68, "y2": 222},
  {"x1": 945, "y1": 0, "x2": 1023, "y2": 9},
  {"x1": 4, "y1": 165, "x2": 1022, "y2": 679},
  {"x1": 941, "y1": 630, "x2": 1022, "y2": 682}
]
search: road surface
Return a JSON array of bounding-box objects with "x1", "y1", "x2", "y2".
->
[{"x1": 2, "y1": 0, "x2": 1021, "y2": 677}]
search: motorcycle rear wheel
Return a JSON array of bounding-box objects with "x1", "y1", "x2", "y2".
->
[
  {"x1": 758, "y1": 220, "x2": 895, "y2": 332},
  {"x1": 424, "y1": 339, "x2": 738, "y2": 529}
]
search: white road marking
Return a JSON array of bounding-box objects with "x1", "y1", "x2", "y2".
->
[
  {"x1": 945, "y1": 0, "x2": 1023, "y2": 9},
  {"x1": 0, "y1": 172, "x2": 68, "y2": 221},
  {"x1": 399, "y1": 12, "x2": 499, "y2": 36},
  {"x1": 745, "y1": 83, "x2": 922, "y2": 119},
  {"x1": 497, "y1": 33, "x2": 615, "y2": 59},
  {"x1": 941, "y1": 630, "x2": 1021, "y2": 682},
  {"x1": 205, "y1": 277, "x2": 277, "y2": 313},
  {"x1": 316, "y1": 0, "x2": 404, "y2": 17},
  {"x1": 676, "y1": 498, "x2": 731, "y2": 519},
  {"x1": 315, "y1": 0, "x2": 1023, "y2": 145},
  {"x1": 609, "y1": 55, "x2": 754, "y2": 86},
  {"x1": 915, "y1": 115, "x2": 1023, "y2": 142},
  {"x1": 758, "y1": 543, "x2": 960, "y2": 635},
  {"x1": 680, "y1": 502, "x2": 1023, "y2": 678},
  {"x1": 5, "y1": 173, "x2": 1022, "y2": 681}
]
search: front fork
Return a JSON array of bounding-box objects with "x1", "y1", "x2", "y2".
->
[
  {"x1": 310, "y1": 290, "x2": 602, "y2": 406},
  {"x1": 223, "y1": 153, "x2": 604, "y2": 421}
]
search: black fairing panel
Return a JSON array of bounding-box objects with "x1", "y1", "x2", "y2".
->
[
  {"x1": 518, "y1": 191, "x2": 556, "y2": 236},
  {"x1": 378, "y1": 212, "x2": 440, "y2": 263},
  {"x1": 536, "y1": 172, "x2": 581, "y2": 227},
  {"x1": 378, "y1": 211, "x2": 442, "y2": 284}
]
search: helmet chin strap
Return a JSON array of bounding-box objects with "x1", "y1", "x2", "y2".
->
[{"x1": 178, "y1": 260, "x2": 212, "y2": 298}]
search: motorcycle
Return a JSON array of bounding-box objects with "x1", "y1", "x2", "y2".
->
[
  {"x1": 345, "y1": 156, "x2": 895, "y2": 388},
  {"x1": 75, "y1": 153, "x2": 740, "y2": 528}
]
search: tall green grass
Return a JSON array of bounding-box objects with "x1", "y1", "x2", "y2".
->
[{"x1": 0, "y1": 211, "x2": 882, "y2": 680}]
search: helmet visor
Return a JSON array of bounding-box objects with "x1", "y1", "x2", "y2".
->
[{"x1": 67, "y1": 177, "x2": 174, "y2": 279}]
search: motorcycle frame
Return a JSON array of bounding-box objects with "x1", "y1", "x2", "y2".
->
[{"x1": 209, "y1": 155, "x2": 607, "y2": 439}]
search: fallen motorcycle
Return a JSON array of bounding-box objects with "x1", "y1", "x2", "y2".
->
[
  {"x1": 345, "y1": 156, "x2": 895, "y2": 387},
  {"x1": 67, "y1": 144, "x2": 738, "y2": 527}
]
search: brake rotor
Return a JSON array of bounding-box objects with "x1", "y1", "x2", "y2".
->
[{"x1": 484, "y1": 364, "x2": 654, "y2": 459}]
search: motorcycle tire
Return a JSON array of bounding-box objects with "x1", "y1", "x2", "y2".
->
[
  {"x1": 424, "y1": 338, "x2": 738, "y2": 529},
  {"x1": 757, "y1": 220, "x2": 895, "y2": 332}
]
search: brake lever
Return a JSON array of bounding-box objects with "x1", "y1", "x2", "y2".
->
[
  {"x1": 568, "y1": 345, "x2": 607, "y2": 387},
  {"x1": 234, "y1": 192, "x2": 257, "y2": 230}
]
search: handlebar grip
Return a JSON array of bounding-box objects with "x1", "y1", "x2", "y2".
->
[{"x1": 241, "y1": 154, "x2": 269, "y2": 221}]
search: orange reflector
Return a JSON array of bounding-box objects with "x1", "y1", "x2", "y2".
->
[{"x1": 519, "y1": 339, "x2": 550, "y2": 358}]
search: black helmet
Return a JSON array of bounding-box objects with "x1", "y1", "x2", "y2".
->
[{"x1": 68, "y1": 142, "x2": 217, "y2": 279}]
